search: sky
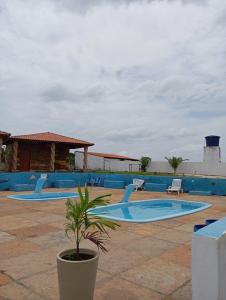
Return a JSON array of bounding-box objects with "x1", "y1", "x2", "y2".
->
[{"x1": 0, "y1": 0, "x2": 226, "y2": 161}]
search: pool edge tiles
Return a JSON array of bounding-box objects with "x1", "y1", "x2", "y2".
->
[
  {"x1": 89, "y1": 199, "x2": 212, "y2": 223},
  {"x1": 7, "y1": 192, "x2": 80, "y2": 201}
]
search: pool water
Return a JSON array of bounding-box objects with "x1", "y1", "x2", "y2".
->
[
  {"x1": 89, "y1": 199, "x2": 211, "y2": 223},
  {"x1": 8, "y1": 192, "x2": 80, "y2": 201}
]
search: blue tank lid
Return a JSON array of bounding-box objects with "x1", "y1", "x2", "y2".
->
[{"x1": 205, "y1": 135, "x2": 220, "y2": 147}]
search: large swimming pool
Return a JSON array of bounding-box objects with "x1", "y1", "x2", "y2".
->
[{"x1": 89, "y1": 199, "x2": 211, "y2": 223}]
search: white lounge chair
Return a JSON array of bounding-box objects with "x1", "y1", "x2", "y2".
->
[
  {"x1": 133, "y1": 179, "x2": 145, "y2": 191},
  {"x1": 167, "y1": 179, "x2": 183, "y2": 195}
]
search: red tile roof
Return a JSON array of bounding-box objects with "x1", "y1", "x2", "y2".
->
[
  {"x1": 0, "y1": 130, "x2": 10, "y2": 136},
  {"x1": 10, "y1": 132, "x2": 94, "y2": 146},
  {"x1": 88, "y1": 151, "x2": 139, "y2": 161}
]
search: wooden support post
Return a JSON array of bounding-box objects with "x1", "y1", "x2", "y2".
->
[
  {"x1": 83, "y1": 146, "x2": 88, "y2": 172},
  {"x1": 50, "y1": 143, "x2": 55, "y2": 172},
  {"x1": 11, "y1": 141, "x2": 18, "y2": 172},
  {"x1": 5, "y1": 144, "x2": 11, "y2": 171},
  {"x1": 0, "y1": 138, "x2": 3, "y2": 163}
]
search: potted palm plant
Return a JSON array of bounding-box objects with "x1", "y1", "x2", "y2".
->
[{"x1": 57, "y1": 187, "x2": 119, "y2": 300}]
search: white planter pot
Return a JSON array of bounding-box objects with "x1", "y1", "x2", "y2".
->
[{"x1": 57, "y1": 248, "x2": 99, "y2": 300}]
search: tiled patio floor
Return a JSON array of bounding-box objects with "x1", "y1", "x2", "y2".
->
[{"x1": 0, "y1": 187, "x2": 225, "y2": 300}]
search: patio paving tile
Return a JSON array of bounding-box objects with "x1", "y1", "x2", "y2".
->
[
  {"x1": 17, "y1": 212, "x2": 65, "y2": 224},
  {"x1": 98, "y1": 248, "x2": 149, "y2": 275},
  {"x1": 166, "y1": 281, "x2": 192, "y2": 300},
  {"x1": 0, "y1": 250, "x2": 57, "y2": 280},
  {"x1": 121, "y1": 257, "x2": 190, "y2": 295},
  {"x1": 95, "y1": 270, "x2": 113, "y2": 287},
  {"x1": 174, "y1": 223, "x2": 195, "y2": 233},
  {"x1": 159, "y1": 244, "x2": 191, "y2": 268},
  {"x1": 153, "y1": 219, "x2": 184, "y2": 228},
  {"x1": 0, "y1": 232, "x2": 15, "y2": 243},
  {"x1": 0, "y1": 282, "x2": 42, "y2": 300},
  {"x1": 123, "y1": 223, "x2": 166, "y2": 236},
  {"x1": 0, "y1": 240, "x2": 41, "y2": 259},
  {"x1": 34, "y1": 204, "x2": 66, "y2": 215},
  {"x1": 7, "y1": 224, "x2": 60, "y2": 239},
  {"x1": 48, "y1": 220, "x2": 65, "y2": 230},
  {"x1": 0, "y1": 206, "x2": 31, "y2": 217},
  {"x1": 204, "y1": 208, "x2": 222, "y2": 214},
  {"x1": 0, "y1": 273, "x2": 11, "y2": 286},
  {"x1": 212, "y1": 212, "x2": 226, "y2": 219},
  {"x1": 108, "y1": 229, "x2": 143, "y2": 247},
  {"x1": 28, "y1": 231, "x2": 71, "y2": 251},
  {"x1": 210, "y1": 205, "x2": 226, "y2": 212},
  {"x1": 94, "y1": 276, "x2": 163, "y2": 300},
  {"x1": 20, "y1": 269, "x2": 59, "y2": 300},
  {"x1": 124, "y1": 236, "x2": 177, "y2": 258},
  {"x1": 153, "y1": 228, "x2": 191, "y2": 244},
  {"x1": 0, "y1": 216, "x2": 39, "y2": 231},
  {"x1": 177, "y1": 212, "x2": 213, "y2": 223}
]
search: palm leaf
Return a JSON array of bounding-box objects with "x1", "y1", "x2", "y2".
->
[{"x1": 82, "y1": 231, "x2": 108, "y2": 253}]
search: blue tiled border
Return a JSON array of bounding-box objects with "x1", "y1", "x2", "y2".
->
[{"x1": 1, "y1": 171, "x2": 226, "y2": 196}]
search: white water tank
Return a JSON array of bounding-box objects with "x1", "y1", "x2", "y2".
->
[{"x1": 203, "y1": 136, "x2": 221, "y2": 163}]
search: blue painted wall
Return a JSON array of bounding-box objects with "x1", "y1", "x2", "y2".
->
[{"x1": 0, "y1": 172, "x2": 226, "y2": 195}]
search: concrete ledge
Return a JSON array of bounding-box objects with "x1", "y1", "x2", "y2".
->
[
  {"x1": 10, "y1": 184, "x2": 35, "y2": 192},
  {"x1": 54, "y1": 180, "x2": 76, "y2": 188},
  {"x1": 104, "y1": 180, "x2": 125, "y2": 189},
  {"x1": 144, "y1": 183, "x2": 167, "y2": 192},
  {"x1": 189, "y1": 190, "x2": 212, "y2": 196}
]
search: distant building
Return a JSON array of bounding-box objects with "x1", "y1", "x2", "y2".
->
[
  {"x1": 0, "y1": 131, "x2": 94, "y2": 172},
  {"x1": 75, "y1": 151, "x2": 141, "y2": 172}
]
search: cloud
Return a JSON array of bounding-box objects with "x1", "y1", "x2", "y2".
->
[
  {"x1": 40, "y1": 84, "x2": 107, "y2": 103},
  {"x1": 0, "y1": 0, "x2": 226, "y2": 162},
  {"x1": 50, "y1": 0, "x2": 208, "y2": 14}
]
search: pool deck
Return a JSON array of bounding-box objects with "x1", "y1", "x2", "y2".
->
[{"x1": 0, "y1": 187, "x2": 225, "y2": 300}]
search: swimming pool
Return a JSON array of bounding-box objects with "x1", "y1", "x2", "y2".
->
[
  {"x1": 89, "y1": 199, "x2": 211, "y2": 223},
  {"x1": 8, "y1": 192, "x2": 80, "y2": 201}
]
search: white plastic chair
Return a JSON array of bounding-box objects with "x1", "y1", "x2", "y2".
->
[
  {"x1": 167, "y1": 179, "x2": 183, "y2": 195},
  {"x1": 132, "y1": 179, "x2": 145, "y2": 191}
]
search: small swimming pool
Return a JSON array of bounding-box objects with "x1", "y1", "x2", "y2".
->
[
  {"x1": 89, "y1": 199, "x2": 211, "y2": 223},
  {"x1": 8, "y1": 192, "x2": 80, "y2": 201}
]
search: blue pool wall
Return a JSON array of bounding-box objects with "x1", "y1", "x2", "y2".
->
[{"x1": 0, "y1": 172, "x2": 226, "y2": 195}]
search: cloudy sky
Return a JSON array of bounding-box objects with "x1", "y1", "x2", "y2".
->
[{"x1": 0, "y1": 0, "x2": 226, "y2": 161}]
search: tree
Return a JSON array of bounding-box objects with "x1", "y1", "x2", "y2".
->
[
  {"x1": 165, "y1": 156, "x2": 188, "y2": 175},
  {"x1": 140, "y1": 156, "x2": 151, "y2": 172}
]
